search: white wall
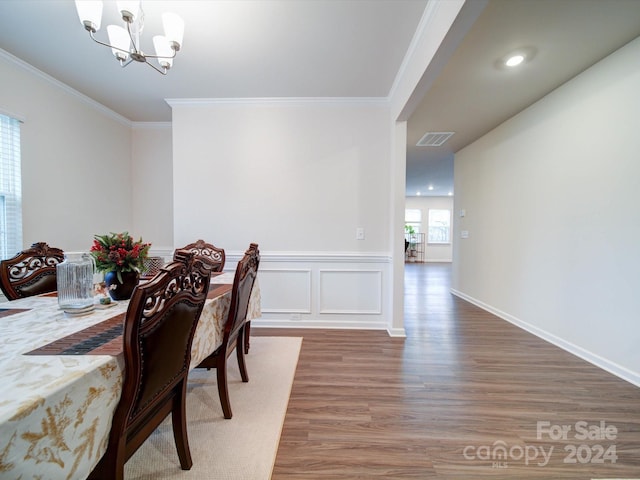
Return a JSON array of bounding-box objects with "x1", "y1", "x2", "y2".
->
[
  {"x1": 453, "y1": 37, "x2": 640, "y2": 385},
  {"x1": 170, "y1": 100, "x2": 391, "y2": 253},
  {"x1": 0, "y1": 50, "x2": 133, "y2": 252},
  {"x1": 169, "y1": 99, "x2": 392, "y2": 329},
  {"x1": 131, "y1": 123, "x2": 174, "y2": 252},
  {"x1": 405, "y1": 195, "x2": 453, "y2": 262}
]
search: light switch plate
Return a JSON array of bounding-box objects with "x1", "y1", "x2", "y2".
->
[{"x1": 356, "y1": 227, "x2": 365, "y2": 240}]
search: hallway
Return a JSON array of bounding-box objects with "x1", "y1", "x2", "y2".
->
[
  {"x1": 263, "y1": 262, "x2": 640, "y2": 478},
  {"x1": 404, "y1": 262, "x2": 456, "y2": 338}
]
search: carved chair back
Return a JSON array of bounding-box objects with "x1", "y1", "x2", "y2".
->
[
  {"x1": 194, "y1": 242, "x2": 259, "y2": 419},
  {"x1": 224, "y1": 243, "x2": 260, "y2": 347},
  {"x1": 174, "y1": 239, "x2": 225, "y2": 272},
  {"x1": 0, "y1": 242, "x2": 65, "y2": 300},
  {"x1": 89, "y1": 251, "x2": 212, "y2": 479}
]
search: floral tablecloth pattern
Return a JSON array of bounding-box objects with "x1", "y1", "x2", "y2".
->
[
  {"x1": 190, "y1": 274, "x2": 261, "y2": 368},
  {"x1": 0, "y1": 275, "x2": 260, "y2": 480}
]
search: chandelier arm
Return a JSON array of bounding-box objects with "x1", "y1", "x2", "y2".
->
[
  {"x1": 88, "y1": 30, "x2": 133, "y2": 58},
  {"x1": 125, "y1": 20, "x2": 142, "y2": 55},
  {"x1": 143, "y1": 59, "x2": 168, "y2": 75},
  {"x1": 120, "y1": 58, "x2": 135, "y2": 68},
  {"x1": 142, "y1": 48, "x2": 177, "y2": 61}
]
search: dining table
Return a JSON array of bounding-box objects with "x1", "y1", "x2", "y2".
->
[{"x1": 0, "y1": 272, "x2": 261, "y2": 480}]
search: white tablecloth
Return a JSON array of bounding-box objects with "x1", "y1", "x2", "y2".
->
[{"x1": 0, "y1": 274, "x2": 260, "y2": 480}]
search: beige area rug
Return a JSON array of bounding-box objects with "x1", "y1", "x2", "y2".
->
[{"x1": 125, "y1": 336, "x2": 302, "y2": 479}]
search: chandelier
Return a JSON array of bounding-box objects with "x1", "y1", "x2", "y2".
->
[{"x1": 74, "y1": 1, "x2": 184, "y2": 75}]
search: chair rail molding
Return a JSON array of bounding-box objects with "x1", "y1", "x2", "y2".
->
[
  {"x1": 219, "y1": 251, "x2": 396, "y2": 334},
  {"x1": 225, "y1": 251, "x2": 391, "y2": 264}
]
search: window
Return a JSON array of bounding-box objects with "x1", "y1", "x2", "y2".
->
[
  {"x1": 428, "y1": 209, "x2": 450, "y2": 244},
  {"x1": 0, "y1": 113, "x2": 22, "y2": 259},
  {"x1": 404, "y1": 209, "x2": 421, "y2": 234}
]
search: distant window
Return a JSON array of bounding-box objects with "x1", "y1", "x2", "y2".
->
[
  {"x1": 428, "y1": 209, "x2": 450, "y2": 244},
  {"x1": 0, "y1": 113, "x2": 22, "y2": 259},
  {"x1": 405, "y1": 209, "x2": 421, "y2": 234}
]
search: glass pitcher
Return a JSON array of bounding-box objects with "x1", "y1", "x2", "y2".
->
[{"x1": 57, "y1": 252, "x2": 95, "y2": 314}]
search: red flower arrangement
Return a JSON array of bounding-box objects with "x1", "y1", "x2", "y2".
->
[{"x1": 90, "y1": 232, "x2": 151, "y2": 282}]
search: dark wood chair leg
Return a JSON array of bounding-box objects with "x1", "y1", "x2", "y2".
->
[
  {"x1": 216, "y1": 356, "x2": 232, "y2": 419},
  {"x1": 172, "y1": 380, "x2": 193, "y2": 470},
  {"x1": 237, "y1": 329, "x2": 249, "y2": 383},
  {"x1": 244, "y1": 321, "x2": 251, "y2": 353},
  {"x1": 87, "y1": 451, "x2": 121, "y2": 480}
]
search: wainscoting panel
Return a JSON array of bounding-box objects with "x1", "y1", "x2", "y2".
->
[
  {"x1": 154, "y1": 250, "x2": 394, "y2": 331},
  {"x1": 258, "y1": 269, "x2": 312, "y2": 313},
  {"x1": 318, "y1": 269, "x2": 382, "y2": 314},
  {"x1": 237, "y1": 252, "x2": 391, "y2": 330}
]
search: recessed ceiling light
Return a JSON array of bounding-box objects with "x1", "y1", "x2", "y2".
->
[
  {"x1": 416, "y1": 191, "x2": 421, "y2": 196},
  {"x1": 448, "y1": 191, "x2": 453, "y2": 196},
  {"x1": 496, "y1": 46, "x2": 537, "y2": 70},
  {"x1": 428, "y1": 185, "x2": 434, "y2": 191},
  {"x1": 505, "y1": 54, "x2": 524, "y2": 67}
]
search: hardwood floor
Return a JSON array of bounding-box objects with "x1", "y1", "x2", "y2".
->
[{"x1": 254, "y1": 263, "x2": 640, "y2": 478}]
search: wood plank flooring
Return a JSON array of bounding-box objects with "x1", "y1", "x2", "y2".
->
[{"x1": 254, "y1": 263, "x2": 640, "y2": 478}]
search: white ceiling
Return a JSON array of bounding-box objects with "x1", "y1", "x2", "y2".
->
[
  {"x1": 406, "y1": 0, "x2": 640, "y2": 197},
  {"x1": 1, "y1": 0, "x2": 640, "y2": 197},
  {"x1": 0, "y1": 0, "x2": 426, "y2": 120}
]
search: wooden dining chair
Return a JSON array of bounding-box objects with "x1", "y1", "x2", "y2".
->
[
  {"x1": 88, "y1": 251, "x2": 212, "y2": 480},
  {"x1": 174, "y1": 239, "x2": 225, "y2": 272},
  {"x1": 0, "y1": 242, "x2": 65, "y2": 300},
  {"x1": 196, "y1": 242, "x2": 260, "y2": 419}
]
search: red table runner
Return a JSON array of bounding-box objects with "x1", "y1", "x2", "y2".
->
[
  {"x1": 24, "y1": 283, "x2": 232, "y2": 356},
  {"x1": 0, "y1": 308, "x2": 30, "y2": 318}
]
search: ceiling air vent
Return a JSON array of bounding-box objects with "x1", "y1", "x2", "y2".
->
[{"x1": 416, "y1": 131, "x2": 454, "y2": 147}]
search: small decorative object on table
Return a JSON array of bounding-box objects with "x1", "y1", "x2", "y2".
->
[
  {"x1": 90, "y1": 232, "x2": 151, "y2": 301},
  {"x1": 141, "y1": 256, "x2": 164, "y2": 279},
  {"x1": 92, "y1": 282, "x2": 115, "y2": 308}
]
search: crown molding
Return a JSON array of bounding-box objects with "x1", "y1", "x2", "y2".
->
[
  {"x1": 0, "y1": 47, "x2": 132, "y2": 128},
  {"x1": 131, "y1": 122, "x2": 172, "y2": 130},
  {"x1": 165, "y1": 97, "x2": 389, "y2": 108}
]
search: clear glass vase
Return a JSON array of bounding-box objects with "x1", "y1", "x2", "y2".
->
[{"x1": 56, "y1": 252, "x2": 95, "y2": 314}]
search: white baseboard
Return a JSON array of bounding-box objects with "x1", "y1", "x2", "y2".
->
[
  {"x1": 252, "y1": 319, "x2": 405, "y2": 338},
  {"x1": 387, "y1": 327, "x2": 407, "y2": 337},
  {"x1": 252, "y1": 318, "x2": 388, "y2": 331},
  {"x1": 450, "y1": 289, "x2": 640, "y2": 388}
]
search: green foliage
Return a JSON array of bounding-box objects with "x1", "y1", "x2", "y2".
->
[{"x1": 90, "y1": 232, "x2": 151, "y2": 282}]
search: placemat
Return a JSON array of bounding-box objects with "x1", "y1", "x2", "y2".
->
[
  {"x1": 0, "y1": 308, "x2": 31, "y2": 318},
  {"x1": 25, "y1": 313, "x2": 125, "y2": 356},
  {"x1": 25, "y1": 284, "x2": 232, "y2": 356},
  {"x1": 208, "y1": 283, "x2": 232, "y2": 299}
]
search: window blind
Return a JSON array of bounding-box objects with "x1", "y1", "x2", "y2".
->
[{"x1": 0, "y1": 113, "x2": 22, "y2": 259}]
